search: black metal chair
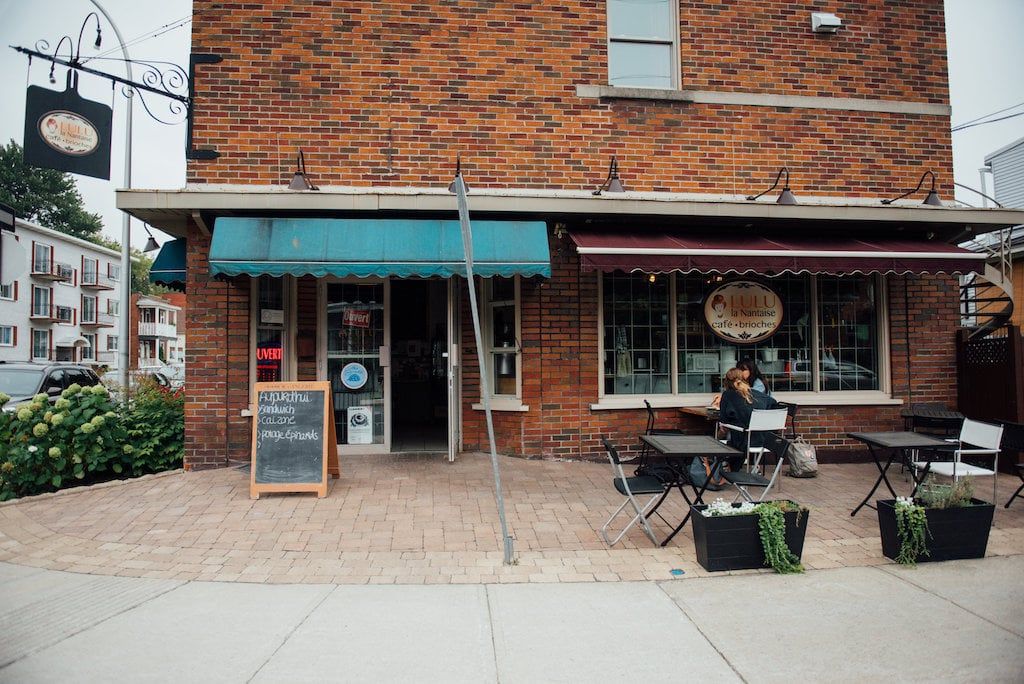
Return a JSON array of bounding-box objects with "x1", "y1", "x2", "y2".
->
[
  {"x1": 777, "y1": 401, "x2": 799, "y2": 440},
  {"x1": 600, "y1": 438, "x2": 670, "y2": 546},
  {"x1": 1001, "y1": 422, "x2": 1024, "y2": 509},
  {"x1": 636, "y1": 399, "x2": 684, "y2": 480},
  {"x1": 723, "y1": 434, "x2": 791, "y2": 503}
]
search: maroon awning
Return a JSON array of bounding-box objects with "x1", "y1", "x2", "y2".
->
[{"x1": 569, "y1": 230, "x2": 986, "y2": 276}]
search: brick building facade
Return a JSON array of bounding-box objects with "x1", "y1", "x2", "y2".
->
[{"x1": 119, "y1": 1, "x2": 1024, "y2": 469}]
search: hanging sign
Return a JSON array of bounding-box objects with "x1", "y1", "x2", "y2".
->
[
  {"x1": 23, "y1": 75, "x2": 112, "y2": 180},
  {"x1": 704, "y1": 280, "x2": 783, "y2": 344}
]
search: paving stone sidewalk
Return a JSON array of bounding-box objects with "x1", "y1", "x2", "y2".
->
[{"x1": 0, "y1": 453, "x2": 1022, "y2": 584}]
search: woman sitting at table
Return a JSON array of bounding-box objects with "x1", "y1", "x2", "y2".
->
[
  {"x1": 737, "y1": 358, "x2": 770, "y2": 395},
  {"x1": 718, "y1": 367, "x2": 780, "y2": 471}
]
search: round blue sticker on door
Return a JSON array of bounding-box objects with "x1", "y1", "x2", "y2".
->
[{"x1": 341, "y1": 362, "x2": 368, "y2": 390}]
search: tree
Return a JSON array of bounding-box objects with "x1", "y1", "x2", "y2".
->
[{"x1": 0, "y1": 139, "x2": 103, "y2": 240}]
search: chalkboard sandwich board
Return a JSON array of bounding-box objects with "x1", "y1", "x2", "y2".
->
[{"x1": 250, "y1": 382, "x2": 339, "y2": 499}]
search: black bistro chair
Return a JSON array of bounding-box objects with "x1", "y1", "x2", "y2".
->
[
  {"x1": 1001, "y1": 422, "x2": 1024, "y2": 509},
  {"x1": 636, "y1": 400, "x2": 685, "y2": 481}
]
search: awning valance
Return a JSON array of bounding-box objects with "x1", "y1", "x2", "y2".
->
[
  {"x1": 569, "y1": 231, "x2": 986, "y2": 276},
  {"x1": 209, "y1": 218, "x2": 551, "y2": 278},
  {"x1": 149, "y1": 238, "x2": 186, "y2": 289}
]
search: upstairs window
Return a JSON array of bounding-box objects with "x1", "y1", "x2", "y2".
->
[{"x1": 608, "y1": 0, "x2": 677, "y2": 88}]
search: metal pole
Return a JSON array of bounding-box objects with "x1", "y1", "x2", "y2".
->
[
  {"x1": 89, "y1": 0, "x2": 132, "y2": 392},
  {"x1": 454, "y1": 175, "x2": 515, "y2": 565}
]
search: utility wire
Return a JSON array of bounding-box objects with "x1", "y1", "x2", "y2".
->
[
  {"x1": 952, "y1": 110, "x2": 1024, "y2": 132},
  {"x1": 952, "y1": 99, "x2": 1024, "y2": 129}
]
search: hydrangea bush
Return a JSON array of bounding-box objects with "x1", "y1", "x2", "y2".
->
[{"x1": 0, "y1": 380, "x2": 183, "y2": 500}]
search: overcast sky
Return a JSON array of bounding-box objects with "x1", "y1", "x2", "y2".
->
[{"x1": 0, "y1": 0, "x2": 1021, "y2": 247}]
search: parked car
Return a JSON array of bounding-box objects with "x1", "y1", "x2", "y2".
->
[
  {"x1": 789, "y1": 359, "x2": 877, "y2": 390},
  {"x1": 0, "y1": 362, "x2": 102, "y2": 411}
]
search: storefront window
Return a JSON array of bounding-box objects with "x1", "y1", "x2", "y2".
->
[
  {"x1": 602, "y1": 272, "x2": 671, "y2": 395},
  {"x1": 255, "y1": 276, "x2": 284, "y2": 382},
  {"x1": 602, "y1": 273, "x2": 881, "y2": 396},
  {"x1": 817, "y1": 276, "x2": 879, "y2": 391},
  {"x1": 482, "y1": 277, "x2": 520, "y2": 398}
]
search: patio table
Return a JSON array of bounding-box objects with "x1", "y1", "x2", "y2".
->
[
  {"x1": 848, "y1": 431, "x2": 954, "y2": 516},
  {"x1": 639, "y1": 434, "x2": 741, "y2": 546}
]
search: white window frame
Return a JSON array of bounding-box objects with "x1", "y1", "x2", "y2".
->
[
  {"x1": 0, "y1": 326, "x2": 13, "y2": 346},
  {"x1": 108, "y1": 263, "x2": 121, "y2": 281},
  {"x1": 82, "y1": 257, "x2": 98, "y2": 285},
  {"x1": 107, "y1": 299, "x2": 120, "y2": 316},
  {"x1": 82, "y1": 333, "x2": 96, "y2": 360},
  {"x1": 606, "y1": 0, "x2": 679, "y2": 89},
  {"x1": 106, "y1": 335, "x2": 118, "y2": 351},
  {"x1": 32, "y1": 329, "x2": 49, "y2": 361},
  {"x1": 81, "y1": 295, "x2": 98, "y2": 323},
  {"x1": 55, "y1": 305, "x2": 74, "y2": 325},
  {"x1": 0, "y1": 283, "x2": 12, "y2": 300},
  {"x1": 594, "y1": 272, "x2": 895, "y2": 409},
  {"x1": 472, "y1": 276, "x2": 528, "y2": 412},
  {"x1": 32, "y1": 242, "x2": 52, "y2": 273},
  {"x1": 31, "y1": 286, "x2": 52, "y2": 318}
]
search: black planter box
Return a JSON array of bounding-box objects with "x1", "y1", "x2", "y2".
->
[
  {"x1": 690, "y1": 501, "x2": 808, "y2": 572},
  {"x1": 877, "y1": 498, "x2": 995, "y2": 563}
]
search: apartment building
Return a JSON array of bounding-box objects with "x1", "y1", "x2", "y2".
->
[
  {"x1": 129, "y1": 293, "x2": 185, "y2": 369},
  {"x1": 0, "y1": 218, "x2": 122, "y2": 369}
]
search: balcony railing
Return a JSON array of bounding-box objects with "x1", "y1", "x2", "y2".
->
[
  {"x1": 31, "y1": 259, "x2": 74, "y2": 282},
  {"x1": 80, "y1": 312, "x2": 116, "y2": 328},
  {"x1": 138, "y1": 322, "x2": 178, "y2": 338},
  {"x1": 81, "y1": 272, "x2": 116, "y2": 290}
]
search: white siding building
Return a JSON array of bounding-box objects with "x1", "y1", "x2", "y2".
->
[
  {"x1": 0, "y1": 219, "x2": 123, "y2": 368},
  {"x1": 985, "y1": 135, "x2": 1024, "y2": 208}
]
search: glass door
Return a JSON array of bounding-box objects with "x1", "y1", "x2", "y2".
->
[{"x1": 325, "y1": 281, "x2": 388, "y2": 451}]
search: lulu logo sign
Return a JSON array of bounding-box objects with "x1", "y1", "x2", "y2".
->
[
  {"x1": 23, "y1": 77, "x2": 112, "y2": 180},
  {"x1": 704, "y1": 281, "x2": 783, "y2": 344}
]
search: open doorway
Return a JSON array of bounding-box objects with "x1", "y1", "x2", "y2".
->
[{"x1": 390, "y1": 279, "x2": 449, "y2": 452}]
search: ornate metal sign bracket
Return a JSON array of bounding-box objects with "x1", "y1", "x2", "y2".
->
[{"x1": 11, "y1": 13, "x2": 221, "y2": 160}]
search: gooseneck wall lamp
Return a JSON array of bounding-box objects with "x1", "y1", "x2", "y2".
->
[
  {"x1": 881, "y1": 170, "x2": 943, "y2": 206},
  {"x1": 287, "y1": 149, "x2": 319, "y2": 191},
  {"x1": 746, "y1": 167, "x2": 797, "y2": 205},
  {"x1": 142, "y1": 224, "x2": 159, "y2": 252},
  {"x1": 592, "y1": 156, "x2": 625, "y2": 195}
]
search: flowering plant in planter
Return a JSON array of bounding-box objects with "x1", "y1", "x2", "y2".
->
[
  {"x1": 695, "y1": 499, "x2": 807, "y2": 574},
  {"x1": 878, "y1": 477, "x2": 993, "y2": 565}
]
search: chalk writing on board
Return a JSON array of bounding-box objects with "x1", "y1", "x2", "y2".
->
[{"x1": 254, "y1": 389, "x2": 325, "y2": 484}]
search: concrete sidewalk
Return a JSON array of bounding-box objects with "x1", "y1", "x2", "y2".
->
[{"x1": 1, "y1": 557, "x2": 1021, "y2": 683}]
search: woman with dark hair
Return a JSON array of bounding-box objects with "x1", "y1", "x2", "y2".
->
[{"x1": 737, "y1": 358, "x2": 770, "y2": 395}]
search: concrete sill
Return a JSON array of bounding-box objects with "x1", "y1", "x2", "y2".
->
[{"x1": 472, "y1": 399, "x2": 530, "y2": 412}]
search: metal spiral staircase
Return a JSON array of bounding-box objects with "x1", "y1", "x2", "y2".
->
[{"x1": 960, "y1": 227, "x2": 1016, "y2": 339}]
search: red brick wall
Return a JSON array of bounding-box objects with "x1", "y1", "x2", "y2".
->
[
  {"x1": 184, "y1": 221, "x2": 252, "y2": 469},
  {"x1": 188, "y1": 0, "x2": 952, "y2": 197}
]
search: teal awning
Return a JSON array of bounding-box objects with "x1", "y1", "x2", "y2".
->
[
  {"x1": 208, "y1": 218, "x2": 551, "y2": 279},
  {"x1": 149, "y1": 237, "x2": 186, "y2": 290}
]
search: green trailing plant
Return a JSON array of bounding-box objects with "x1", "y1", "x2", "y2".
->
[
  {"x1": 755, "y1": 501, "x2": 805, "y2": 574},
  {"x1": 893, "y1": 496, "x2": 930, "y2": 566},
  {"x1": 701, "y1": 499, "x2": 805, "y2": 574}
]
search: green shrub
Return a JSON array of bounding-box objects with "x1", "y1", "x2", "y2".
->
[
  {"x1": 123, "y1": 379, "x2": 184, "y2": 475},
  {"x1": 0, "y1": 379, "x2": 184, "y2": 501},
  {"x1": 0, "y1": 384, "x2": 127, "y2": 499}
]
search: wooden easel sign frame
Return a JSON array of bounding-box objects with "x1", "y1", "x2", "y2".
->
[{"x1": 250, "y1": 381, "x2": 340, "y2": 499}]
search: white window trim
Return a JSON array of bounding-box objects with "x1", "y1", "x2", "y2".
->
[
  {"x1": 31, "y1": 329, "x2": 49, "y2": 360},
  {"x1": 0, "y1": 326, "x2": 13, "y2": 346},
  {"x1": 473, "y1": 276, "x2": 528, "y2": 411},
  {"x1": 31, "y1": 285, "x2": 52, "y2": 317},
  {"x1": 107, "y1": 299, "x2": 120, "y2": 316},
  {"x1": 82, "y1": 333, "x2": 96, "y2": 360},
  {"x1": 82, "y1": 257, "x2": 98, "y2": 284},
  {"x1": 0, "y1": 283, "x2": 12, "y2": 301},
  {"x1": 606, "y1": 1, "x2": 680, "y2": 90},
  {"x1": 82, "y1": 295, "x2": 98, "y2": 323},
  {"x1": 596, "y1": 272, "x2": 893, "y2": 407},
  {"x1": 107, "y1": 335, "x2": 119, "y2": 351}
]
